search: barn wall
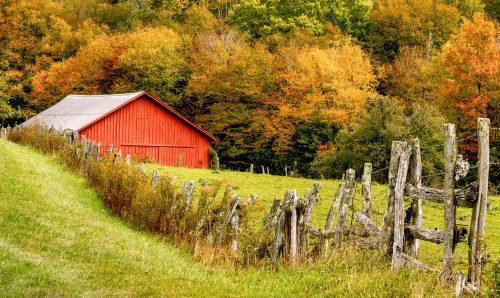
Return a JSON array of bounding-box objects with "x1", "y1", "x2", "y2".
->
[{"x1": 78, "y1": 95, "x2": 211, "y2": 168}]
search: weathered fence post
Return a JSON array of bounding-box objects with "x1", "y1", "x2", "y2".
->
[
  {"x1": 290, "y1": 190, "x2": 298, "y2": 266},
  {"x1": 378, "y1": 141, "x2": 405, "y2": 257},
  {"x1": 262, "y1": 165, "x2": 265, "y2": 174},
  {"x1": 151, "y1": 170, "x2": 160, "y2": 188},
  {"x1": 250, "y1": 164, "x2": 254, "y2": 173},
  {"x1": 362, "y1": 163, "x2": 373, "y2": 218},
  {"x1": 333, "y1": 169, "x2": 355, "y2": 248},
  {"x1": 107, "y1": 144, "x2": 113, "y2": 156},
  {"x1": 262, "y1": 199, "x2": 281, "y2": 230},
  {"x1": 285, "y1": 166, "x2": 288, "y2": 177},
  {"x1": 181, "y1": 180, "x2": 194, "y2": 213},
  {"x1": 299, "y1": 182, "x2": 321, "y2": 260},
  {"x1": 125, "y1": 154, "x2": 131, "y2": 165},
  {"x1": 468, "y1": 118, "x2": 490, "y2": 290},
  {"x1": 441, "y1": 123, "x2": 457, "y2": 284},
  {"x1": 272, "y1": 201, "x2": 286, "y2": 268},
  {"x1": 409, "y1": 138, "x2": 422, "y2": 258},
  {"x1": 321, "y1": 178, "x2": 344, "y2": 257},
  {"x1": 94, "y1": 143, "x2": 101, "y2": 160},
  {"x1": 392, "y1": 144, "x2": 411, "y2": 270},
  {"x1": 267, "y1": 167, "x2": 270, "y2": 175}
]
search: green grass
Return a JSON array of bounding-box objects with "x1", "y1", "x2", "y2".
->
[{"x1": 0, "y1": 139, "x2": 494, "y2": 296}]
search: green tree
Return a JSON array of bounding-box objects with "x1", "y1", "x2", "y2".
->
[
  {"x1": 229, "y1": 0, "x2": 372, "y2": 41},
  {"x1": 311, "y1": 96, "x2": 446, "y2": 181},
  {"x1": 366, "y1": 0, "x2": 461, "y2": 62}
]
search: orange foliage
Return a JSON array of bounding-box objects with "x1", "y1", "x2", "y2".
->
[
  {"x1": 263, "y1": 42, "x2": 376, "y2": 152},
  {"x1": 438, "y1": 13, "x2": 499, "y2": 129}
]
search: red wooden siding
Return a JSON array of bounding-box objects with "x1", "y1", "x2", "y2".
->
[{"x1": 78, "y1": 95, "x2": 211, "y2": 168}]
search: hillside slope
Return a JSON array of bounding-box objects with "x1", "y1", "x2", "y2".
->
[{"x1": 0, "y1": 139, "x2": 455, "y2": 297}]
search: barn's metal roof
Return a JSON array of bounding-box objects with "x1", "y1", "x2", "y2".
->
[
  {"x1": 24, "y1": 92, "x2": 143, "y2": 131},
  {"x1": 23, "y1": 91, "x2": 217, "y2": 142}
]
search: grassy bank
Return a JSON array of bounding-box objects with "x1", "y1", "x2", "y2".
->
[{"x1": 0, "y1": 138, "x2": 461, "y2": 297}]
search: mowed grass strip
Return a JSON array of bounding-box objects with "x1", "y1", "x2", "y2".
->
[{"x1": 0, "y1": 139, "x2": 459, "y2": 297}]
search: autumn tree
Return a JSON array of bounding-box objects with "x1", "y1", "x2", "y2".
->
[
  {"x1": 434, "y1": 12, "x2": 499, "y2": 153},
  {"x1": 0, "y1": 0, "x2": 107, "y2": 118},
  {"x1": 184, "y1": 30, "x2": 272, "y2": 163},
  {"x1": 31, "y1": 27, "x2": 189, "y2": 110},
  {"x1": 263, "y1": 40, "x2": 376, "y2": 153}
]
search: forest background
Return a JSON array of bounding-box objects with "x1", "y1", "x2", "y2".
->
[{"x1": 0, "y1": 0, "x2": 498, "y2": 188}]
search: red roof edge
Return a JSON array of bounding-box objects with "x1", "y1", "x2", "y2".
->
[{"x1": 77, "y1": 91, "x2": 218, "y2": 144}]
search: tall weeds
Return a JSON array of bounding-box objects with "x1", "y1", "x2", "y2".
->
[{"x1": 8, "y1": 124, "x2": 262, "y2": 267}]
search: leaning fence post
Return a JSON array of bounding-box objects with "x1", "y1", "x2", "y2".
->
[
  {"x1": 262, "y1": 166, "x2": 265, "y2": 174},
  {"x1": 321, "y1": 178, "x2": 344, "y2": 257},
  {"x1": 409, "y1": 138, "x2": 423, "y2": 258},
  {"x1": 361, "y1": 163, "x2": 373, "y2": 218},
  {"x1": 378, "y1": 141, "x2": 405, "y2": 257},
  {"x1": 333, "y1": 169, "x2": 355, "y2": 248},
  {"x1": 392, "y1": 144, "x2": 411, "y2": 270},
  {"x1": 107, "y1": 144, "x2": 113, "y2": 156},
  {"x1": 299, "y1": 182, "x2": 321, "y2": 260},
  {"x1": 468, "y1": 118, "x2": 490, "y2": 290},
  {"x1": 441, "y1": 123, "x2": 457, "y2": 284}
]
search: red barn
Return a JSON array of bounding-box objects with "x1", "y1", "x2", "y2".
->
[{"x1": 24, "y1": 91, "x2": 217, "y2": 168}]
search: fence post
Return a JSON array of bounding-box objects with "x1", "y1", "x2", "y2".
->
[
  {"x1": 290, "y1": 189, "x2": 298, "y2": 266},
  {"x1": 441, "y1": 123, "x2": 457, "y2": 284},
  {"x1": 94, "y1": 143, "x2": 101, "y2": 160},
  {"x1": 468, "y1": 118, "x2": 490, "y2": 290},
  {"x1": 151, "y1": 170, "x2": 160, "y2": 188},
  {"x1": 125, "y1": 154, "x2": 131, "y2": 165},
  {"x1": 107, "y1": 144, "x2": 113, "y2": 156},
  {"x1": 299, "y1": 183, "x2": 321, "y2": 261},
  {"x1": 321, "y1": 178, "x2": 344, "y2": 257},
  {"x1": 378, "y1": 141, "x2": 405, "y2": 257},
  {"x1": 262, "y1": 165, "x2": 265, "y2": 174},
  {"x1": 285, "y1": 166, "x2": 288, "y2": 177},
  {"x1": 392, "y1": 144, "x2": 411, "y2": 270},
  {"x1": 409, "y1": 138, "x2": 423, "y2": 258},
  {"x1": 361, "y1": 163, "x2": 373, "y2": 218},
  {"x1": 333, "y1": 169, "x2": 355, "y2": 248},
  {"x1": 181, "y1": 180, "x2": 194, "y2": 213},
  {"x1": 250, "y1": 164, "x2": 254, "y2": 173}
]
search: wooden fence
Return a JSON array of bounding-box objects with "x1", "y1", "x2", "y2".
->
[{"x1": 0, "y1": 118, "x2": 493, "y2": 296}]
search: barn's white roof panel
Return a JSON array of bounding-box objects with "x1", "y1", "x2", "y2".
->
[{"x1": 23, "y1": 92, "x2": 143, "y2": 131}]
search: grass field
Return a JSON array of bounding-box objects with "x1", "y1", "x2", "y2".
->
[{"x1": 0, "y1": 139, "x2": 496, "y2": 296}]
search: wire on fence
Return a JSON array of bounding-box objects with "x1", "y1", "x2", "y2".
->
[{"x1": 372, "y1": 166, "x2": 390, "y2": 174}]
